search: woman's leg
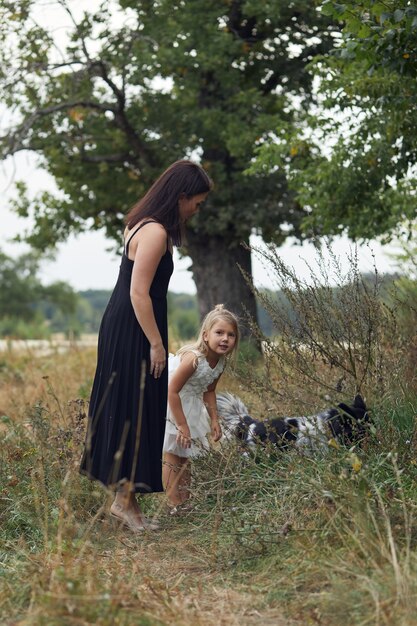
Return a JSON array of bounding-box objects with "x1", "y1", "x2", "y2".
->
[
  {"x1": 162, "y1": 452, "x2": 190, "y2": 507},
  {"x1": 110, "y1": 482, "x2": 159, "y2": 531}
]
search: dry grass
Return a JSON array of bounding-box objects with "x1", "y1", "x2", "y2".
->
[
  {"x1": 1, "y1": 333, "x2": 416, "y2": 625},
  {"x1": 0, "y1": 348, "x2": 294, "y2": 626},
  {"x1": 0, "y1": 347, "x2": 95, "y2": 423}
]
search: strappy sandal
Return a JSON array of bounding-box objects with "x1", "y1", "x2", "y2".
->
[{"x1": 166, "y1": 502, "x2": 193, "y2": 516}]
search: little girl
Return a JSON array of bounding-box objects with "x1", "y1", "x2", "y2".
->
[{"x1": 162, "y1": 304, "x2": 240, "y2": 511}]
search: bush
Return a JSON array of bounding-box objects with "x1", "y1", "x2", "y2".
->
[{"x1": 238, "y1": 242, "x2": 410, "y2": 416}]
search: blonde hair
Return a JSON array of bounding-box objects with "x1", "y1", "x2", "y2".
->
[{"x1": 177, "y1": 304, "x2": 240, "y2": 364}]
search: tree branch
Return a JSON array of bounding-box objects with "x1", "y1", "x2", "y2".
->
[
  {"x1": 0, "y1": 100, "x2": 116, "y2": 157},
  {"x1": 80, "y1": 152, "x2": 131, "y2": 164}
]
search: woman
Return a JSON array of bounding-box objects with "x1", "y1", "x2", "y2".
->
[{"x1": 80, "y1": 160, "x2": 212, "y2": 531}]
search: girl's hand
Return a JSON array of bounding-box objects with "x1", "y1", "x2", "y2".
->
[
  {"x1": 211, "y1": 418, "x2": 222, "y2": 442},
  {"x1": 176, "y1": 424, "x2": 192, "y2": 449},
  {"x1": 150, "y1": 343, "x2": 166, "y2": 379}
]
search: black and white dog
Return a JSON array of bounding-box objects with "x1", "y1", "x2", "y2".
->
[{"x1": 217, "y1": 393, "x2": 370, "y2": 454}]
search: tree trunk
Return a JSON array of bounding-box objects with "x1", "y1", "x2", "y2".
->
[{"x1": 185, "y1": 231, "x2": 258, "y2": 341}]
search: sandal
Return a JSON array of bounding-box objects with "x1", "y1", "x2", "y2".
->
[{"x1": 167, "y1": 502, "x2": 193, "y2": 516}]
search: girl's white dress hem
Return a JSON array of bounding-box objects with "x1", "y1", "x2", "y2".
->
[{"x1": 163, "y1": 351, "x2": 225, "y2": 458}]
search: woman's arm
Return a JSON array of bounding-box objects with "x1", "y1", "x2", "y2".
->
[
  {"x1": 203, "y1": 376, "x2": 222, "y2": 442},
  {"x1": 128, "y1": 222, "x2": 167, "y2": 378},
  {"x1": 168, "y1": 352, "x2": 197, "y2": 448}
]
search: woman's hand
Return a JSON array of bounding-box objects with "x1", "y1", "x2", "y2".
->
[
  {"x1": 211, "y1": 418, "x2": 222, "y2": 442},
  {"x1": 150, "y1": 343, "x2": 166, "y2": 379},
  {"x1": 176, "y1": 423, "x2": 192, "y2": 449}
]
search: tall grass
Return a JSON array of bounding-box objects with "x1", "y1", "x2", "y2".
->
[
  {"x1": 1, "y1": 249, "x2": 416, "y2": 625},
  {"x1": 237, "y1": 242, "x2": 410, "y2": 417}
]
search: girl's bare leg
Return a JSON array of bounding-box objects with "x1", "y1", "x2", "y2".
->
[
  {"x1": 177, "y1": 461, "x2": 191, "y2": 504},
  {"x1": 163, "y1": 452, "x2": 190, "y2": 507}
]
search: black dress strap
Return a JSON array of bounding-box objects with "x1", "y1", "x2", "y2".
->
[{"x1": 125, "y1": 220, "x2": 158, "y2": 256}]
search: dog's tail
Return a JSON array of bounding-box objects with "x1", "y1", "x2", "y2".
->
[{"x1": 216, "y1": 392, "x2": 250, "y2": 438}]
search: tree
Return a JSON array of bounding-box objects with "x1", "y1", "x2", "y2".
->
[
  {"x1": 251, "y1": 0, "x2": 417, "y2": 241},
  {"x1": 0, "y1": 248, "x2": 78, "y2": 336},
  {"x1": 0, "y1": 0, "x2": 335, "y2": 335}
]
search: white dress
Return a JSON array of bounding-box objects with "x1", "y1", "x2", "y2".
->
[{"x1": 163, "y1": 351, "x2": 225, "y2": 458}]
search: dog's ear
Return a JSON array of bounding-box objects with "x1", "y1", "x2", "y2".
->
[
  {"x1": 235, "y1": 415, "x2": 254, "y2": 440},
  {"x1": 346, "y1": 396, "x2": 370, "y2": 423},
  {"x1": 286, "y1": 418, "x2": 299, "y2": 430},
  {"x1": 242, "y1": 415, "x2": 254, "y2": 426},
  {"x1": 353, "y1": 395, "x2": 367, "y2": 411}
]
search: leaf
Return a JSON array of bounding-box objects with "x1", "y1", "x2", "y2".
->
[
  {"x1": 346, "y1": 40, "x2": 359, "y2": 51},
  {"x1": 358, "y1": 24, "x2": 372, "y2": 38},
  {"x1": 328, "y1": 437, "x2": 340, "y2": 450},
  {"x1": 346, "y1": 17, "x2": 366, "y2": 35},
  {"x1": 320, "y1": 1, "x2": 334, "y2": 17},
  {"x1": 380, "y1": 12, "x2": 392, "y2": 25},
  {"x1": 350, "y1": 453, "x2": 362, "y2": 473},
  {"x1": 333, "y1": 3, "x2": 347, "y2": 16},
  {"x1": 393, "y1": 9, "x2": 404, "y2": 23},
  {"x1": 371, "y1": 3, "x2": 387, "y2": 18}
]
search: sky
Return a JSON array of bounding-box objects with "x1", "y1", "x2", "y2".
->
[{"x1": 0, "y1": 1, "x2": 399, "y2": 294}]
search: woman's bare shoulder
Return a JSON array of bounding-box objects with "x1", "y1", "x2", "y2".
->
[
  {"x1": 125, "y1": 220, "x2": 166, "y2": 239},
  {"x1": 124, "y1": 220, "x2": 168, "y2": 255}
]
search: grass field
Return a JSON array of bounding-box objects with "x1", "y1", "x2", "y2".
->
[{"x1": 0, "y1": 340, "x2": 416, "y2": 625}]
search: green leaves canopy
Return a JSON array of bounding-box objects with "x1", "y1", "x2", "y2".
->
[
  {"x1": 251, "y1": 0, "x2": 417, "y2": 241},
  {"x1": 0, "y1": 0, "x2": 335, "y2": 250}
]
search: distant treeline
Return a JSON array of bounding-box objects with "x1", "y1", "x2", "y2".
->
[
  {"x1": 2, "y1": 247, "x2": 412, "y2": 341},
  {"x1": 42, "y1": 274, "x2": 399, "y2": 340},
  {"x1": 11, "y1": 287, "x2": 282, "y2": 340},
  {"x1": 0, "y1": 249, "x2": 280, "y2": 340},
  {"x1": 1, "y1": 267, "x2": 409, "y2": 341},
  {"x1": 57, "y1": 290, "x2": 281, "y2": 339}
]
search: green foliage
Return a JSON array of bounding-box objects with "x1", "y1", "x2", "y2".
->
[
  {"x1": 0, "y1": 0, "x2": 335, "y2": 251},
  {"x1": 256, "y1": 289, "x2": 296, "y2": 337},
  {"x1": 389, "y1": 227, "x2": 417, "y2": 279},
  {"x1": 0, "y1": 248, "x2": 78, "y2": 337},
  {"x1": 75, "y1": 290, "x2": 112, "y2": 333},
  {"x1": 250, "y1": 1, "x2": 417, "y2": 241},
  {"x1": 0, "y1": 315, "x2": 50, "y2": 339},
  {"x1": 320, "y1": 0, "x2": 417, "y2": 75},
  {"x1": 167, "y1": 292, "x2": 198, "y2": 342},
  {"x1": 384, "y1": 229, "x2": 417, "y2": 336}
]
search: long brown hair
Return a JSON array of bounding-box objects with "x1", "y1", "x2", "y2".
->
[{"x1": 125, "y1": 160, "x2": 213, "y2": 246}]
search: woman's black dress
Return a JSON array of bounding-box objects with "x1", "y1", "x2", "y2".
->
[{"x1": 80, "y1": 222, "x2": 173, "y2": 493}]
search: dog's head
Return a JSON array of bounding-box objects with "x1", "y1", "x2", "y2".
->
[{"x1": 327, "y1": 394, "x2": 370, "y2": 446}]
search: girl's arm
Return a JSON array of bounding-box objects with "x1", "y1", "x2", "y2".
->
[
  {"x1": 168, "y1": 352, "x2": 197, "y2": 449},
  {"x1": 203, "y1": 376, "x2": 222, "y2": 442},
  {"x1": 128, "y1": 222, "x2": 167, "y2": 379}
]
